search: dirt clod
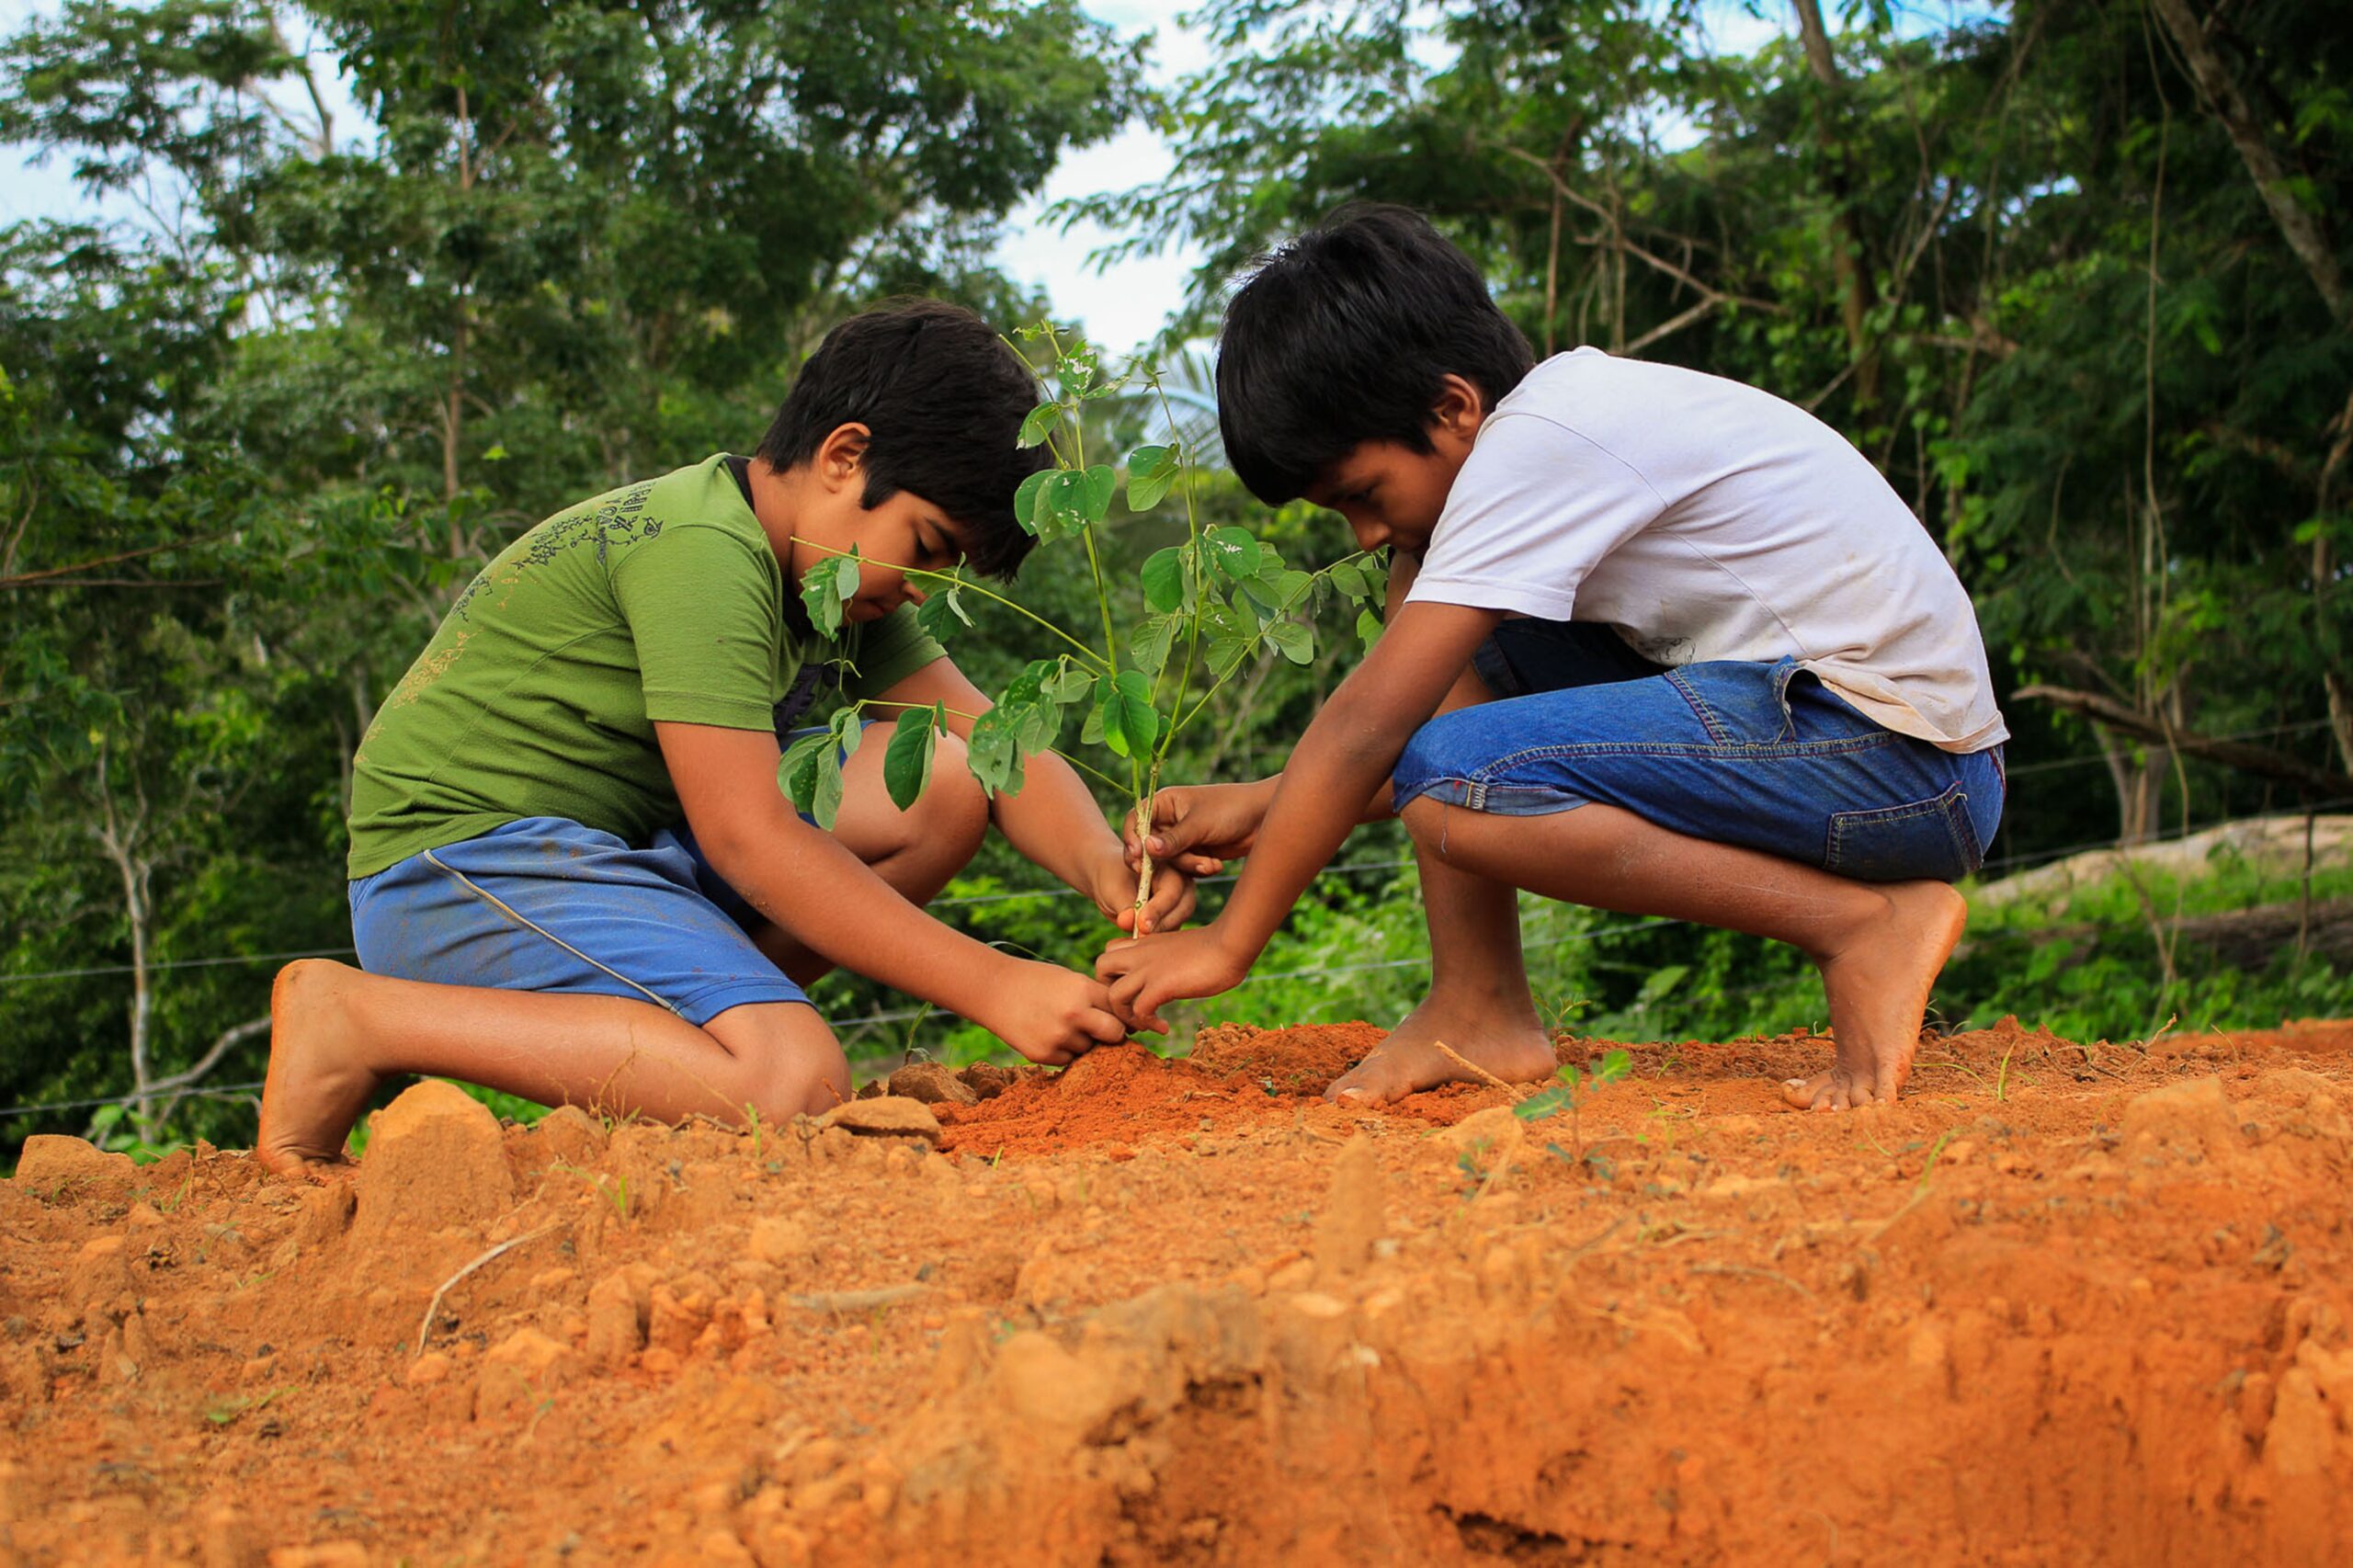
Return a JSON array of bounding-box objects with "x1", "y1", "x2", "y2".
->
[
  {"x1": 886, "y1": 1062, "x2": 976, "y2": 1107},
  {"x1": 353, "y1": 1079, "x2": 514, "y2": 1242},
  {"x1": 817, "y1": 1097, "x2": 943, "y2": 1144},
  {"x1": 13, "y1": 1135, "x2": 137, "y2": 1202}
]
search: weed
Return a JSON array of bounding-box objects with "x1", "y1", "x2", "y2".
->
[
  {"x1": 1915, "y1": 1131, "x2": 1956, "y2": 1192},
  {"x1": 1514, "y1": 1048, "x2": 1631, "y2": 1165},
  {"x1": 1994, "y1": 1041, "x2": 2018, "y2": 1103},
  {"x1": 203, "y1": 1386, "x2": 291, "y2": 1427},
  {"x1": 1455, "y1": 1139, "x2": 1494, "y2": 1197},
  {"x1": 744, "y1": 1103, "x2": 764, "y2": 1163}
]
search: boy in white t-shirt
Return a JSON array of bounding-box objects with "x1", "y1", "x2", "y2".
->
[{"x1": 1099, "y1": 205, "x2": 2008, "y2": 1110}]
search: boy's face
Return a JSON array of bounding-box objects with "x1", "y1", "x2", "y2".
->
[
  {"x1": 787, "y1": 426, "x2": 969, "y2": 621},
  {"x1": 1301, "y1": 375, "x2": 1484, "y2": 559},
  {"x1": 1304, "y1": 437, "x2": 1471, "y2": 560}
]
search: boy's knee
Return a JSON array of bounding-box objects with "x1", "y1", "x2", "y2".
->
[
  {"x1": 733, "y1": 1012, "x2": 851, "y2": 1120},
  {"x1": 1392, "y1": 719, "x2": 1459, "y2": 819},
  {"x1": 752, "y1": 1045, "x2": 850, "y2": 1120}
]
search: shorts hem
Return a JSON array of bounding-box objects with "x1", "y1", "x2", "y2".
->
[
  {"x1": 676, "y1": 982, "x2": 815, "y2": 1028},
  {"x1": 1392, "y1": 778, "x2": 1596, "y2": 818}
]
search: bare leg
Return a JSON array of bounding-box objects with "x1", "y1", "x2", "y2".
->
[
  {"x1": 1328, "y1": 665, "x2": 1554, "y2": 1105},
  {"x1": 1325, "y1": 852, "x2": 1554, "y2": 1106},
  {"x1": 257, "y1": 960, "x2": 847, "y2": 1179},
  {"x1": 1388, "y1": 797, "x2": 1966, "y2": 1110},
  {"x1": 750, "y1": 730, "x2": 990, "y2": 985}
]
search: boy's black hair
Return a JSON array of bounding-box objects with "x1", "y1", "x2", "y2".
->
[
  {"x1": 1217, "y1": 204, "x2": 1535, "y2": 505},
  {"x1": 757, "y1": 300, "x2": 1044, "y2": 580}
]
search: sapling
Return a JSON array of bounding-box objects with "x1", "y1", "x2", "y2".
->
[
  {"x1": 1514, "y1": 1048, "x2": 1632, "y2": 1166},
  {"x1": 781, "y1": 324, "x2": 1382, "y2": 927}
]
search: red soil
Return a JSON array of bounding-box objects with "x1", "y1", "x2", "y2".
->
[{"x1": 5, "y1": 1016, "x2": 2353, "y2": 1565}]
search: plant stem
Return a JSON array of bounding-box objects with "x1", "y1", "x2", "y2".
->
[{"x1": 793, "y1": 542, "x2": 1108, "y2": 672}]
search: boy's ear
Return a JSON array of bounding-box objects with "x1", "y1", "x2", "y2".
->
[
  {"x1": 1428, "y1": 374, "x2": 1485, "y2": 437},
  {"x1": 813, "y1": 423, "x2": 872, "y2": 492}
]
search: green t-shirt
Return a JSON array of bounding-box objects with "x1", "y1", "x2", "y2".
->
[{"x1": 347, "y1": 454, "x2": 945, "y2": 878}]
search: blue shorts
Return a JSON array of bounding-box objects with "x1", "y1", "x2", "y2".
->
[
  {"x1": 1394, "y1": 621, "x2": 2004, "y2": 883},
  {"x1": 348, "y1": 817, "x2": 806, "y2": 1027}
]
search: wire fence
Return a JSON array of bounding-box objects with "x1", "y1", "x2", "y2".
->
[{"x1": 5, "y1": 777, "x2": 2346, "y2": 1129}]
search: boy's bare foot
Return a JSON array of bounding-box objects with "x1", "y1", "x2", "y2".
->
[
  {"x1": 1782, "y1": 881, "x2": 1967, "y2": 1111},
  {"x1": 256, "y1": 960, "x2": 382, "y2": 1181},
  {"x1": 1325, "y1": 994, "x2": 1556, "y2": 1107}
]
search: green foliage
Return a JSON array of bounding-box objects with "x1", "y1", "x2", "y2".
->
[{"x1": 779, "y1": 324, "x2": 1382, "y2": 915}]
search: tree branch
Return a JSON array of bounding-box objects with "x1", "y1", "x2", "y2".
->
[{"x1": 2018, "y1": 684, "x2": 2353, "y2": 798}]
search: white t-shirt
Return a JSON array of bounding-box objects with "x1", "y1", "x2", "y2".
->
[{"x1": 1404, "y1": 347, "x2": 2007, "y2": 753}]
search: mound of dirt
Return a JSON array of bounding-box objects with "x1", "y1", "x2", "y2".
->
[{"x1": 5, "y1": 1017, "x2": 2353, "y2": 1565}]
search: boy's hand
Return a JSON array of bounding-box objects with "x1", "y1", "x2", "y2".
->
[
  {"x1": 1087, "y1": 853, "x2": 1199, "y2": 937},
  {"x1": 1095, "y1": 925, "x2": 1252, "y2": 1034},
  {"x1": 977, "y1": 960, "x2": 1133, "y2": 1065},
  {"x1": 1123, "y1": 781, "x2": 1272, "y2": 869}
]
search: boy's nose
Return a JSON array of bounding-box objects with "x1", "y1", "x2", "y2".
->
[{"x1": 901, "y1": 582, "x2": 928, "y2": 606}]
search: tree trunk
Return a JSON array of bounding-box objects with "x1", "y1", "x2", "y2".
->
[
  {"x1": 90, "y1": 740, "x2": 157, "y2": 1122},
  {"x1": 2146, "y1": 0, "x2": 2347, "y2": 324},
  {"x1": 1790, "y1": 0, "x2": 1881, "y2": 409}
]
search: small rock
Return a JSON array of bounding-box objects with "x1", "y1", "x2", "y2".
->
[
  {"x1": 12, "y1": 1136, "x2": 137, "y2": 1202},
  {"x1": 529, "y1": 1104, "x2": 607, "y2": 1167},
  {"x1": 2121, "y1": 1075, "x2": 2246, "y2": 1166},
  {"x1": 747, "y1": 1216, "x2": 811, "y2": 1267},
  {"x1": 816, "y1": 1097, "x2": 943, "y2": 1145},
  {"x1": 959, "y1": 1063, "x2": 1016, "y2": 1101},
  {"x1": 200, "y1": 1502, "x2": 263, "y2": 1568},
  {"x1": 887, "y1": 1062, "x2": 978, "y2": 1107},
  {"x1": 1439, "y1": 1106, "x2": 1526, "y2": 1161},
  {"x1": 405, "y1": 1353, "x2": 453, "y2": 1388},
  {"x1": 354, "y1": 1081, "x2": 515, "y2": 1244},
  {"x1": 474, "y1": 1325, "x2": 573, "y2": 1419}
]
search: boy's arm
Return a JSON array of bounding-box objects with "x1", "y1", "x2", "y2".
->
[
  {"x1": 1097, "y1": 600, "x2": 1503, "y2": 1025},
  {"x1": 655, "y1": 721, "x2": 1130, "y2": 1062},
  {"x1": 865, "y1": 658, "x2": 1202, "y2": 935}
]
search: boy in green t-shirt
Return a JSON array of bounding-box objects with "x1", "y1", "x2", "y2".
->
[{"x1": 259, "y1": 302, "x2": 1176, "y2": 1178}]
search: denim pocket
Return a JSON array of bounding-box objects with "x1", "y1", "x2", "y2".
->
[
  {"x1": 1824, "y1": 781, "x2": 1983, "y2": 882},
  {"x1": 1665, "y1": 659, "x2": 1802, "y2": 746}
]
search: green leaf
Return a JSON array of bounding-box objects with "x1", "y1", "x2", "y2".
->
[
  {"x1": 779, "y1": 730, "x2": 831, "y2": 819},
  {"x1": 1325, "y1": 557, "x2": 1370, "y2": 601},
  {"x1": 1355, "y1": 607, "x2": 1383, "y2": 646},
  {"x1": 1130, "y1": 612, "x2": 1179, "y2": 675},
  {"x1": 1044, "y1": 662, "x2": 1096, "y2": 705},
  {"x1": 828, "y1": 703, "x2": 865, "y2": 760},
  {"x1": 1204, "y1": 526, "x2": 1262, "y2": 581},
  {"x1": 1012, "y1": 471, "x2": 1052, "y2": 535},
  {"x1": 1139, "y1": 546, "x2": 1185, "y2": 613},
  {"x1": 883, "y1": 703, "x2": 940, "y2": 811},
  {"x1": 1037, "y1": 471, "x2": 1090, "y2": 540},
  {"x1": 1241, "y1": 567, "x2": 1313, "y2": 613},
  {"x1": 1017, "y1": 400, "x2": 1062, "y2": 449},
  {"x1": 786, "y1": 724, "x2": 851, "y2": 837},
  {"x1": 1199, "y1": 595, "x2": 1253, "y2": 678},
  {"x1": 799, "y1": 548, "x2": 861, "y2": 636},
  {"x1": 966, "y1": 716, "x2": 1023, "y2": 798},
  {"x1": 1080, "y1": 463, "x2": 1117, "y2": 523},
  {"x1": 915, "y1": 579, "x2": 973, "y2": 642},
  {"x1": 1125, "y1": 443, "x2": 1178, "y2": 512},
  {"x1": 1097, "y1": 668, "x2": 1160, "y2": 759},
  {"x1": 1266, "y1": 618, "x2": 1313, "y2": 665}
]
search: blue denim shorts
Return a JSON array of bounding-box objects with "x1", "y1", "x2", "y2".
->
[
  {"x1": 1396, "y1": 624, "x2": 2004, "y2": 882},
  {"x1": 348, "y1": 816, "x2": 806, "y2": 1027}
]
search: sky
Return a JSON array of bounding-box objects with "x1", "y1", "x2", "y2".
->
[{"x1": 0, "y1": 0, "x2": 1867, "y2": 358}]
